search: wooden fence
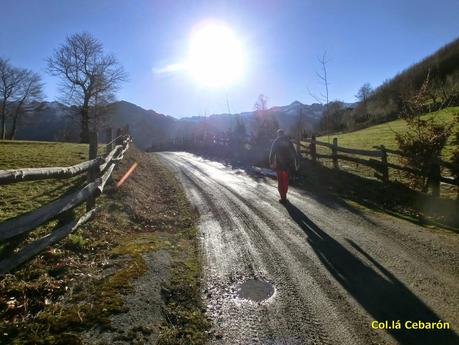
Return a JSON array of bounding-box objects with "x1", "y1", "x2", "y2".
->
[
  {"x1": 154, "y1": 132, "x2": 457, "y2": 197},
  {"x1": 0, "y1": 135, "x2": 132, "y2": 274},
  {"x1": 298, "y1": 135, "x2": 458, "y2": 197}
]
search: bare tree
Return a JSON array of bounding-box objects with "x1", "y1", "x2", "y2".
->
[
  {"x1": 8, "y1": 70, "x2": 44, "y2": 139},
  {"x1": 428, "y1": 72, "x2": 459, "y2": 111},
  {"x1": 47, "y1": 32, "x2": 127, "y2": 143},
  {"x1": 253, "y1": 94, "x2": 278, "y2": 144},
  {"x1": 291, "y1": 106, "x2": 308, "y2": 141},
  {"x1": 0, "y1": 58, "x2": 23, "y2": 139},
  {"x1": 0, "y1": 58, "x2": 45, "y2": 140},
  {"x1": 355, "y1": 83, "x2": 373, "y2": 104},
  {"x1": 307, "y1": 52, "x2": 332, "y2": 140},
  {"x1": 396, "y1": 73, "x2": 453, "y2": 193},
  {"x1": 254, "y1": 94, "x2": 268, "y2": 113},
  {"x1": 317, "y1": 52, "x2": 330, "y2": 107}
]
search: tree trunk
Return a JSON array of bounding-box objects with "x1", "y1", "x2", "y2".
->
[
  {"x1": 9, "y1": 102, "x2": 24, "y2": 140},
  {"x1": 1, "y1": 118, "x2": 5, "y2": 140},
  {"x1": 1, "y1": 100, "x2": 6, "y2": 140},
  {"x1": 80, "y1": 100, "x2": 90, "y2": 143},
  {"x1": 9, "y1": 113, "x2": 18, "y2": 140}
]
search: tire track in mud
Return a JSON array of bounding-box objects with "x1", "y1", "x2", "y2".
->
[
  {"x1": 216, "y1": 167, "x2": 459, "y2": 332},
  {"x1": 164, "y1": 158, "x2": 277, "y2": 343},
  {"x1": 182, "y1": 171, "x2": 333, "y2": 345},
  {"x1": 158, "y1": 152, "x2": 459, "y2": 345},
  {"x1": 161, "y1": 153, "x2": 359, "y2": 345}
]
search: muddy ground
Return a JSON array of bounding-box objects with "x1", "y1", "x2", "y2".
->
[{"x1": 159, "y1": 151, "x2": 459, "y2": 345}]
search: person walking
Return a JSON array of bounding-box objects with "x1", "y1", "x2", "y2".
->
[{"x1": 269, "y1": 129, "x2": 299, "y2": 203}]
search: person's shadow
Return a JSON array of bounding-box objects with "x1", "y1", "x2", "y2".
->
[{"x1": 283, "y1": 201, "x2": 458, "y2": 345}]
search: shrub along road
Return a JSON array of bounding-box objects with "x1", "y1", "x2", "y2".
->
[{"x1": 159, "y1": 151, "x2": 459, "y2": 345}]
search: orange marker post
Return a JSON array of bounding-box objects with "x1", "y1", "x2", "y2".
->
[{"x1": 116, "y1": 162, "x2": 138, "y2": 188}]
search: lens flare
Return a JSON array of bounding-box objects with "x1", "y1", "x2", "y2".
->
[
  {"x1": 116, "y1": 162, "x2": 138, "y2": 188},
  {"x1": 187, "y1": 21, "x2": 245, "y2": 87}
]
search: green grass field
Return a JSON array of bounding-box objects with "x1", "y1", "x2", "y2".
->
[
  {"x1": 318, "y1": 106, "x2": 459, "y2": 160},
  {"x1": 0, "y1": 143, "x2": 209, "y2": 344},
  {"x1": 309, "y1": 107, "x2": 459, "y2": 198},
  {"x1": 0, "y1": 140, "x2": 89, "y2": 169},
  {"x1": 0, "y1": 141, "x2": 90, "y2": 221}
]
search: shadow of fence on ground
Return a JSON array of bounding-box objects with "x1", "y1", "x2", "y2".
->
[
  {"x1": 297, "y1": 159, "x2": 459, "y2": 230},
  {"x1": 284, "y1": 201, "x2": 459, "y2": 345}
]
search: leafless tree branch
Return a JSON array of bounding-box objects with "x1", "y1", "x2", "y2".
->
[{"x1": 47, "y1": 32, "x2": 127, "y2": 142}]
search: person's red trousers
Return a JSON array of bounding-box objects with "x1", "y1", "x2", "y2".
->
[{"x1": 276, "y1": 170, "x2": 289, "y2": 200}]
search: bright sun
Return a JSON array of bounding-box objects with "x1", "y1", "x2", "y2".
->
[{"x1": 187, "y1": 22, "x2": 245, "y2": 87}]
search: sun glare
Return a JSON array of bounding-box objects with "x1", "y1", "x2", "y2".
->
[{"x1": 187, "y1": 21, "x2": 245, "y2": 87}]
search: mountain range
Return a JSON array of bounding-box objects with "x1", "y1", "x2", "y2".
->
[{"x1": 13, "y1": 100, "x2": 346, "y2": 149}]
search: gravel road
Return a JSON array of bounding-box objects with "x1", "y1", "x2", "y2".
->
[{"x1": 158, "y1": 152, "x2": 459, "y2": 345}]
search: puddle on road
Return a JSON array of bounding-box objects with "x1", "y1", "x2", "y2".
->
[{"x1": 238, "y1": 279, "x2": 275, "y2": 302}]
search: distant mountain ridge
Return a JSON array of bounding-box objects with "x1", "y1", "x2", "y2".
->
[
  {"x1": 175, "y1": 100, "x2": 327, "y2": 141},
  {"x1": 13, "y1": 99, "x2": 334, "y2": 149},
  {"x1": 10, "y1": 38, "x2": 458, "y2": 148}
]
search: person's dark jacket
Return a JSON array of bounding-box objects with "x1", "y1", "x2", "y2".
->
[{"x1": 269, "y1": 135, "x2": 298, "y2": 172}]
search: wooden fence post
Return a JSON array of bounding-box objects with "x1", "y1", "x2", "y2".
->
[
  {"x1": 86, "y1": 131, "x2": 98, "y2": 211},
  {"x1": 429, "y1": 158, "x2": 441, "y2": 197},
  {"x1": 310, "y1": 135, "x2": 317, "y2": 162},
  {"x1": 105, "y1": 127, "x2": 113, "y2": 154},
  {"x1": 332, "y1": 137, "x2": 338, "y2": 169},
  {"x1": 115, "y1": 128, "x2": 123, "y2": 145},
  {"x1": 296, "y1": 134, "x2": 301, "y2": 156},
  {"x1": 380, "y1": 145, "x2": 389, "y2": 182}
]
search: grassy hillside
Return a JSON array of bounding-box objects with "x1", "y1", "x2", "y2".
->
[
  {"x1": 320, "y1": 38, "x2": 459, "y2": 134},
  {"x1": 318, "y1": 106, "x2": 458, "y2": 160},
  {"x1": 312, "y1": 107, "x2": 458, "y2": 199},
  {"x1": 362, "y1": 37, "x2": 459, "y2": 126}
]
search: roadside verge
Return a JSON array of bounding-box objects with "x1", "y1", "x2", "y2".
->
[{"x1": 0, "y1": 146, "x2": 209, "y2": 345}]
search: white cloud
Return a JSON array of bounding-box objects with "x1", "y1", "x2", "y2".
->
[{"x1": 152, "y1": 63, "x2": 186, "y2": 75}]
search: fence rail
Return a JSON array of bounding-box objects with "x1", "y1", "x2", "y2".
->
[
  {"x1": 153, "y1": 132, "x2": 457, "y2": 198},
  {"x1": 299, "y1": 135, "x2": 458, "y2": 196},
  {"x1": 0, "y1": 159, "x2": 102, "y2": 184},
  {"x1": 0, "y1": 135, "x2": 132, "y2": 274},
  {"x1": 303, "y1": 138, "x2": 384, "y2": 157}
]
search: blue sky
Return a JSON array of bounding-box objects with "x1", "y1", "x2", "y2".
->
[{"x1": 1, "y1": 0, "x2": 458, "y2": 117}]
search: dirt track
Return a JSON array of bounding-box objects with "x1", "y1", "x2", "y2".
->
[{"x1": 158, "y1": 152, "x2": 459, "y2": 345}]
